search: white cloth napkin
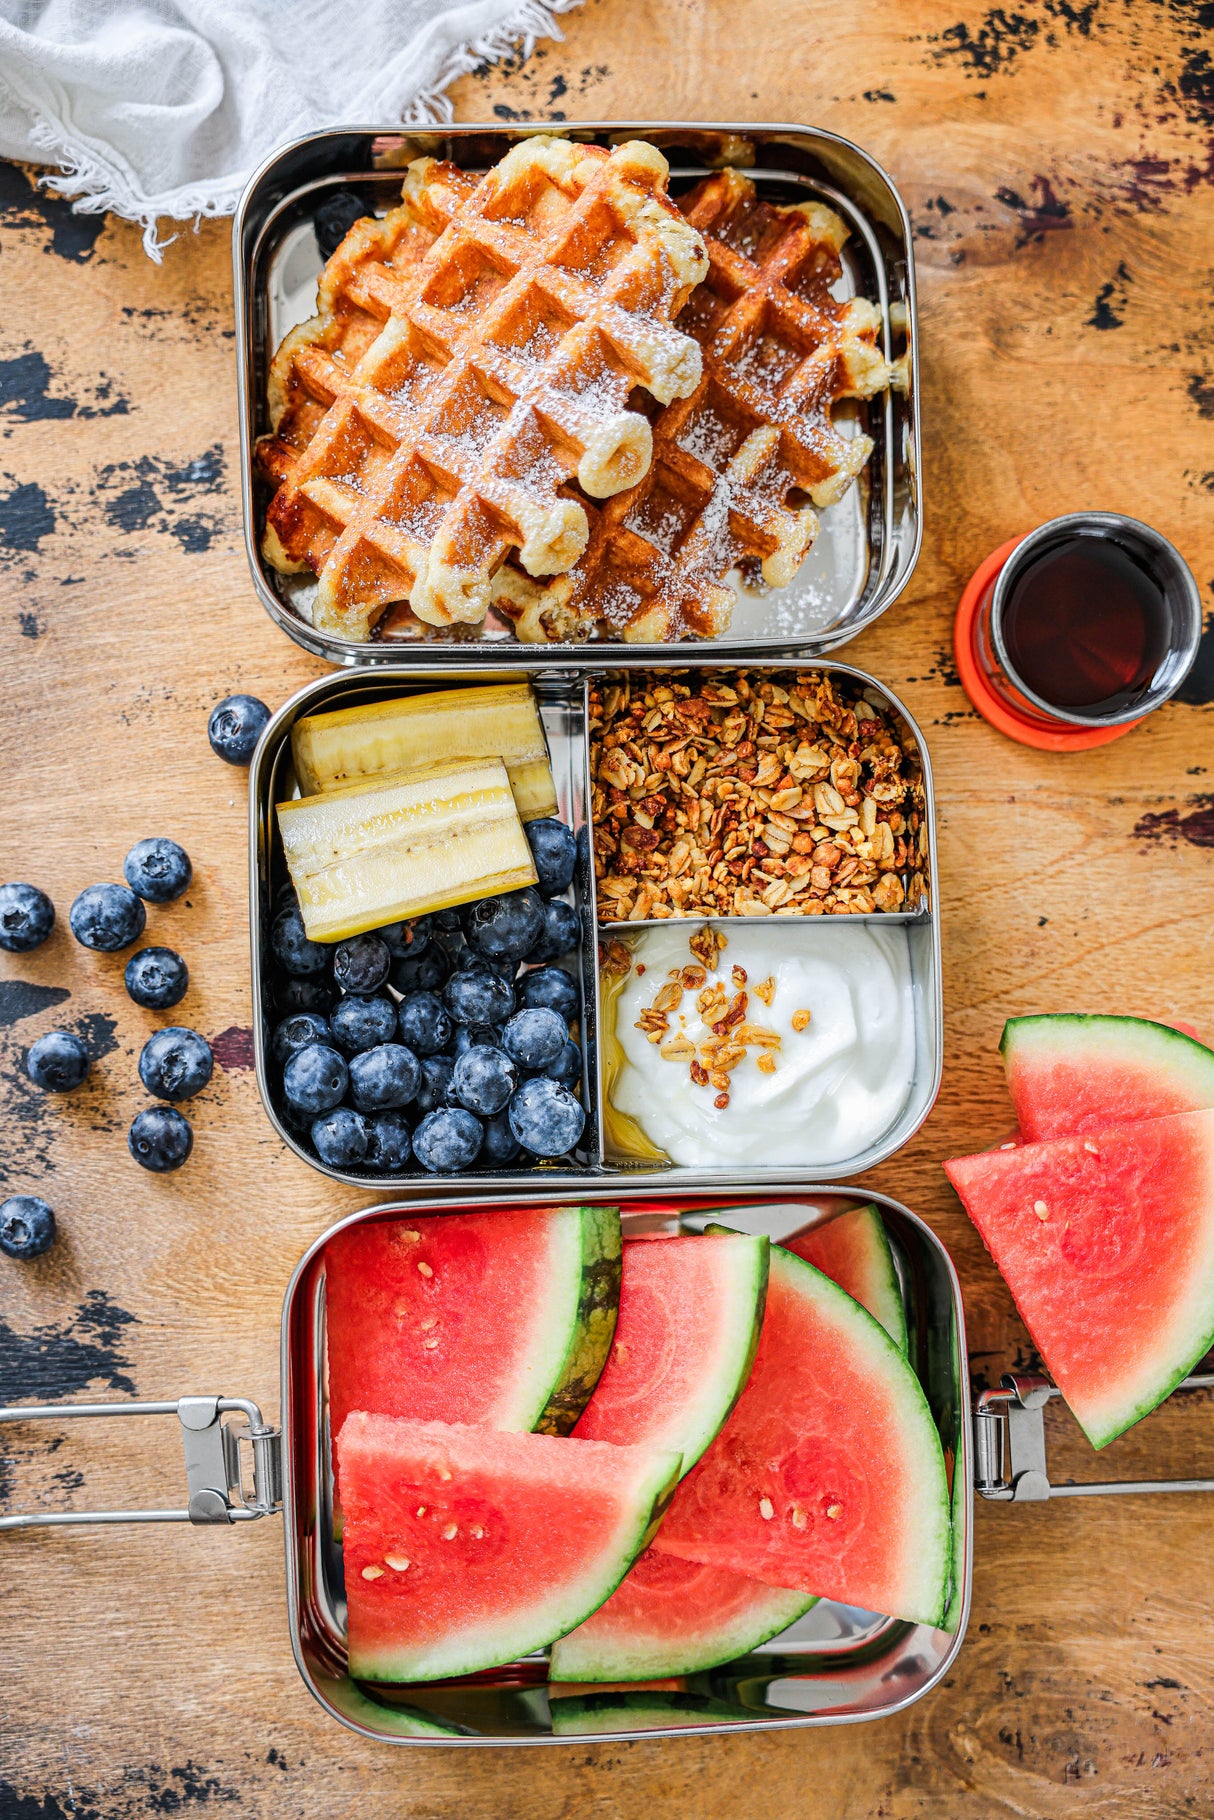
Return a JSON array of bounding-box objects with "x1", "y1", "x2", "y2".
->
[{"x1": 0, "y1": 0, "x2": 580, "y2": 256}]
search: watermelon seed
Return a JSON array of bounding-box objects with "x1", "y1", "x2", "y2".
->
[
  {"x1": 417, "y1": 1260, "x2": 434, "y2": 1277},
  {"x1": 442, "y1": 1523, "x2": 459, "y2": 1540},
  {"x1": 826, "y1": 1503, "x2": 843, "y2": 1520},
  {"x1": 999, "y1": 1142, "x2": 1017, "y2": 1151},
  {"x1": 759, "y1": 1496, "x2": 774, "y2": 1520},
  {"x1": 791, "y1": 1504, "x2": 807, "y2": 1529},
  {"x1": 420, "y1": 1316, "x2": 437, "y2": 1329},
  {"x1": 1083, "y1": 1140, "x2": 1099, "y2": 1155},
  {"x1": 1033, "y1": 1200, "x2": 1050, "y2": 1221},
  {"x1": 416, "y1": 1506, "x2": 426, "y2": 1517},
  {"x1": 361, "y1": 1564, "x2": 385, "y2": 1580},
  {"x1": 471, "y1": 1525, "x2": 485, "y2": 1539},
  {"x1": 403, "y1": 1230, "x2": 421, "y2": 1241},
  {"x1": 385, "y1": 1554, "x2": 410, "y2": 1571},
  {"x1": 438, "y1": 1467, "x2": 452, "y2": 1480},
  {"x1": 423, "y1": 1337, "x2": 439, "y2": 1350}
]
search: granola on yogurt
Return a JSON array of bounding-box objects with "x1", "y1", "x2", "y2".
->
[{"x1": 589, "y1": 669, "x2": 928, "y2": 921}]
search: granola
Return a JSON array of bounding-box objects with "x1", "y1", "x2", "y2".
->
[{"x1": 589, "y1": 670, "x2": 929, "y2": 921}]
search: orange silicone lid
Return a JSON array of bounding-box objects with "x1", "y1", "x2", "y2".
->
[{"x1": 953, "y1": 536, "x2": 1142, "y2": 751}]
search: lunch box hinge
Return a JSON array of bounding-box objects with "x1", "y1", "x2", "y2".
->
[
  {"x1": 973, "y1": 1372, "x2": 1214, "y2": 1502},
  {"x1": 0, "y1": 1396, "x2": 283, "y2": 1530}
]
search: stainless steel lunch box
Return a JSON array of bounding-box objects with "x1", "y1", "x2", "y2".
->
[
  {"x1": 233, "y1": 122, "x2": 921, "y2": 668},
  {"x1": 0, "y1": 1187, "x2": 972, "y2": 1745},
  {"x1": 249, "y1": 656, "x2": 941, "y2": 1192}
]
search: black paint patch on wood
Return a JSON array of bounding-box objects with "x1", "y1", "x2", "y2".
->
[
  {"x1": 1187, "y1": 374, "x2": 1214, "y2": 419},
  {"x1": 0, "y1": 477, "x2": 55, "y2": 554},
  {"x1": 1133, "y1": 794, "x2": 1214, "y2": 847},
  {"x1": 1087, "y1": 261, "x2": 1132, "y2": 330},
  {"x1": 0, "y1": 165, "x2": 105, "y2": 264},
  {"x1": 0, "y1": 1290, "x2": 138, "y2": 1403},
  {"x1": 0, "y1": 982, "x2": 71, "y2": 1030},
  {"x1": 93, "y1": 447, "x2": 228, "y2": 552}
]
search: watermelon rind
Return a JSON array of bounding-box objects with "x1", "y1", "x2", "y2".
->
[
  {"x1": 573, "y1": 1232, "x2": 768, "y2": 1476},
  {"x1": 654, "y1": 1247, "x2": 952, "y2": 1627},
  {"x1": 1001, "y1": 1014, "x2": 1214, "y2": 1141},
  {"x1": 549, "y1": 1690, "x2": 753, "y2": 1735},
  {"x1": 782, "y1": 1205, "x2": 908, "y2": 1354},
  {"x1": 339, "y1": 1414, "x2": 681, "y2": 1683},
  {"x1": 548, "y1": 1550, "x2": 815, "y2": 1682},
  {"x1": 531, "y1": 1203, "x2": 623, "y2": 1434},
  {"x1": 333, "y1": 1683, "x2": 479, "y2": 1738},
  {"x1": 944, "y1": 1111, "x2": 1214, "y2": 1449}
]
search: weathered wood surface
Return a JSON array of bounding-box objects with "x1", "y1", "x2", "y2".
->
[{"x1": 1, "y1": 1, "x2": 1212, "y2": 1813}]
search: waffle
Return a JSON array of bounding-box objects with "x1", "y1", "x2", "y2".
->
[
  {"x1": 491, "y1": 169, "x2": 893, "y2": 644},
  {"x1": 257, "y1": 137, "x2": 709, "y2": 638}
]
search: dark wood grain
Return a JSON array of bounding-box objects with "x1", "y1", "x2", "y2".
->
[{"x1": 1, "y1": 1, "x2": 1212, "y2": 1813}]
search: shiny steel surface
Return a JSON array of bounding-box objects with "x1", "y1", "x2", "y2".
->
[
  {"x1": 278, "y1": 1186, "x2": 972, "y2": 1746},
  {"x1": 248, "y1": 657, "x2": 941, "y2": 1192},
  {"x1": 233, "y1": 122, "x2": 921, "y2": 667}
]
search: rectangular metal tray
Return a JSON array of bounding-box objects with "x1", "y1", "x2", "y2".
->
[
  {"x1": 233, "y1": 122, "x2": 921, "y2": 668},
  {"x1": 249, "y1": 657, "x2": 941, "y2": 1192},
  {"x1": 281, "y1": 1187, "x2": 971, "y2": 1745}
]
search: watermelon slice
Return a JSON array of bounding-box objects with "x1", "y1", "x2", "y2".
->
[
  {"x1": 782, "y1": 1205, "x2": 907, "y2": 1352},
  {"x1": 651, "y1": 1248, "x2": 951, "y2": 1624},
  {"x1": 325, "y1": 1205, "x2": 621, "y2": 1450},
  {"x1": 944, "y1": 1110, "x2": 1214, "y2": 1447},
  {"x1": 337, "y1": 1412, "x2": 680, "y2": 1682},
  {"x1": 549, "y1": 1690, "x2": 753, "y2": 1734},
  {"x1": 571, "y1": 1233, "x2": 768, "y2": 1474},
  {"x1": 548, "y1": 1546, "x2": 813, "y2": 1681},
  {"x1": 1002, "y1": 1015, "x2": 1214, "y2": 1141}
]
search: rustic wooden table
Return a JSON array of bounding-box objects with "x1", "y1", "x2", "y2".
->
[{"x1": 2, "y1": 1, "x2": 1212, "y2": 1813}]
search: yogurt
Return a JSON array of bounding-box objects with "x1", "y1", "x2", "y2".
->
[{"x1": 608, "y1": 922, "x2": 915, "y2": 1168}]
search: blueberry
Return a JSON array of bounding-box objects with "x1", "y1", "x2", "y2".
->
[
  {"x1": 271, "y1": 1011, "x2": 331, "y2": 1067},
  {"x1": 508, "y1": 1076, "x2": 585, "y2": 1158},
  {"x1": 0, "y1": 1195, "x2": 56, "y2": 1258},
  {"x1": 329, "y1": 994, "x2": 396, "y2": 1055},
  {"x1": 128, "y1": 1105, "x2": 193, "y2": 1172},
  {"x1": 525, "y1": 818, "x2": 578, "y2": 897},
  {"x1": 430, "y1": 924, "x2": 467, "y2": 968},
  {"x1": 413, "y1": 1106, "x2": 483, "y2": 1173},
  {"x1": 453, "y1": 1021, "x2": 501, "y2": 1059},
  {"x1": 479, "y1": 1110, "x2": 522, "y2": 1166},
  {"x1": 122, "y1": 837, "x2": 192, "y2": 904},
  {"x1": 139, "y1": 1027, "x2": 214, "y2": 1101},
  {"x1": 26, "y1": 1030, "x2": 90, "y2": 1092},
  {"x1": 434, "y1": 908, "x2": 463, "y2": 930},
  {"x1": 456, "y1": 947, "x2": 515, "y2": 985},
  {"x1": 124, "y1": 947, "x2": 189, "y2": 1011},
  {"x1": 332, "y1": 933, "x2": 390, "y2": 996},
  {"x1": 378, "y1": 915, "x2": 431, "y2": 959},
  {"x1": 349, "y1": 1043, "x2": 420, "y2": 1112},
  {"x1": 467, "y1": 887, "x2": 545, "y2": 962},
  {"x1": 444, "y1": 968, "x2": 514, "y2": 1028},
  {"x1": 453, "y1": 1044, "x2": 517, "y2": 1116},
  {"x1": 311, "y1": 1106, "x2": 369, "y2": 1169},
  {"x1": 503, "y1": 1007, "x2": 567, "y2": 1071},
  {"x1": 526, "y1": 898, "x2": 581, "y2": 965},
  {"x1": 364, "y1": 1109, "x2": 413, "y2": 1172},
  {"x1": 314, "y1": 188, "x2": 371, "y2": 260},
  {"x1": 397, "y1": 991, "x2": 452, "y2": 1056},
  {"x1": 414, "y1": 1054, "x2": 457, "y2": 1115},
  {"x1": 0, "y1": 883, "x2": 54, "y2": 953},
  {"x1": 273, "y1": 881, "x2": 299, "y2": 917},
  {"x1": 391, "y1": 948, "x2": 449, "y2": 996},
  {"x1": 271, "y1": 905, "x2": 329, "y2": 977},
  {"x1": 282, "y1": 1042, "x2": 348, "y2": 1116},
  {"x1": 545, "y1": 1039, "x2": 582, "y2": 1090},
  {"x1": 69, "y1": 882, "x2": 146, "y2": 952},
  {"x1": 272, "y1": 975, "x2": 336, "y2": 1016},
  {"x1": 208, "y1": 693, "x2": 270, "y2": 765},
  {"x1": 516, "y1": 965, "x2": 579, "y2": 1023}
]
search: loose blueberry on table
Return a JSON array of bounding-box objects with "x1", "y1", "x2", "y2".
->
[
  {"x1": 125, "y1": 947, "x2": 189, "y2": 1010},
  {"x1": 0, "y1": 882, "x2": 54, "y2": 953},
  {"x1": 25, "y1": 1029, "x2": 90, "y2": 1092},
  {"x1": 128, "y1": 1106, "x2": 194, "y2": 1172},
  {"x1": 69, "y1": 882, "x2": 146, "y2": 951},
  {"x1": 123, "y1": 837, "x2": 192, "y2": 903},
  {"x1": 0, "y1": 1195, "x2": 57, "y2": 1258},
  {"x1": 138, "y1": 1028, "x2": 214, "y2": 1101},
  {"x1": 208, "y1": 694, "x2": 270, "y2": 766}
]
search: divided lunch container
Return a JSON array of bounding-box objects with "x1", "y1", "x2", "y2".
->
[
  {"x1": 233, "y1": 121, "x2": 922, "y2": 665},
  {"x1": 249, "y1": 657, "x2": 942, "y2": 1192}
]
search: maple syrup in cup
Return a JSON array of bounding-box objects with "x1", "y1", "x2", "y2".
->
[{"x1": 983, "y1": 512, "x2": 1201, "y2": 731}]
